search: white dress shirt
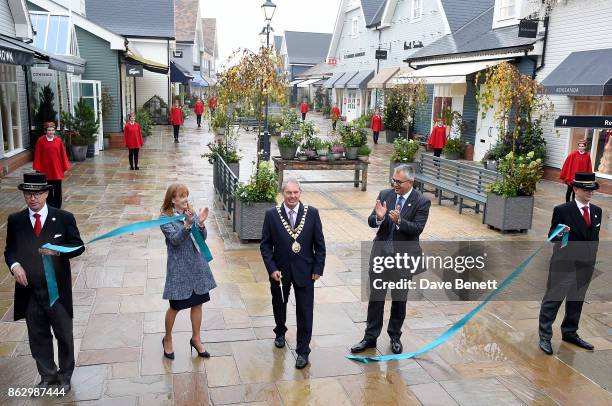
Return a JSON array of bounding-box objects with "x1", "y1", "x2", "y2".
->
[
  {"x1": 575, "y1": 199, "x2": 590, "y2": 219},
  {"x1": 10, "y1": 205, "x2": 49, "y2": 272},
  {"x1": 284, "y1": 203, "x2": 300, "y2": 229},
  {"x1": 376, "y1": 188, "x2": 413, "y2": 228}
]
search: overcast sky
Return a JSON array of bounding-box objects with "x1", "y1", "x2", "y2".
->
[{"x1": 201, "y1": 0, "x2": 341, "y2": 68}]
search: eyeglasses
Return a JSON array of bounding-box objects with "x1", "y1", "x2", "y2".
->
[
  {"x1": 390, "y1": 178, "x2": 410, "y2": 185},
  {"x1": 24, "y1": 191, "x2": 46, "y2": 199}
]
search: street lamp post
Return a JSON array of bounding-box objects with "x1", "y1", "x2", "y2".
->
[{"x1": 260, "y1": 0, "x2": 276, "y2": 161}]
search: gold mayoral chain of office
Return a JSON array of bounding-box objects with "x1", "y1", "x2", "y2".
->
[{"x1": 276, "y1": 204, "x2": 309, "y2": 253}]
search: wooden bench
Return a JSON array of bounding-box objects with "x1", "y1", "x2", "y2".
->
[
  {"x1": 272, "y1": 157, "x2": 369, "y2": 191},
  {"x1": 414, "y1": 154, "x2": 498, "y2": 223},
  {"x1": 234, "y1": 117, "x2": 262, "y2": 132}
]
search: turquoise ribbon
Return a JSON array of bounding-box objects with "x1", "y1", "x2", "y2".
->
[
  {"x1": 348, "y1": 223, "x2": 569, "y2": 363},
  {"x1": 41, "y1": 214, "x2": 213, "y2": 306}
]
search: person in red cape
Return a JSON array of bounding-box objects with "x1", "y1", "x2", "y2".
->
[
  {"x1": 169, "y1": 100, "x2": 183, "y2": 143},
  {"x1": 124, "y1": 113, "x2": 144, "y2": 170},
  {"x1": 331, "y1": 104, "x2": 341, "y2": 131},
  {"x1": 33, "y1": 122, "x2": 70, "y2": 208},
  {"x1": 194, "y1": 97, "x2": 204, "y2": 129},
  {"x1": 428, "y1": 117, "x2": 447, "y2": 157},
  {"x1": 300, "y1": 99, "x2": 309, "y2": 121},
  {"x1": 371, "y1": 109, "x2": 382, "y2": 144},
  {"x1": 560, "y1": 139, "x2": 592, "y2": 202},
  {"x1": 207, "y1": 96, "x2": 217, "y2": 117}
]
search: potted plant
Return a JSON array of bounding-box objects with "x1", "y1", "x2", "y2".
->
[
  {"x1": 298, "y1": 121, "x2": 319, "y2": 159},
  {"x1": 67, "y1": 131, "x2": 91, "y2": 162},
  {"x1": 331, "y1": 143, "x2": 344, "y2": 159},
  {"x1": 485, "y1": 151, "x2": 543, "y2": 232},
  {"x1": 62, "y1": 99, "x2": 99, "y2": 161},
  {"x1": 211, "y1": 109, "x2": 228, "y2": 136},
  {"x1": 277, "y1": 131, "x2": 301, "y2": 160},
  {"x1": 340, "y1": 123, "x2": 367, "y2": 160},
  {"x1": 482, "y1": 142, "x2": 509, "y2": 171},
  {"x1": 234, "y1": 161, "x2": 278, "y2": 240},
  {"x1": 383, "y1": 88, "x2": 407, "y2": 143},
  {"x1": 297, "y1": 152, "x2": 308, "y2": 161},
  {"x1": 314, "y1": 139, "x2": 330, "y2": 157},
  {"x1": 442, "y1": 138, "x2": 464, "y2": 160},
  {"x1": 202, "y1": 137, "x2": 241, "y2": 176},
  {"x1": 390, "y1": 138, "x2": 420, "y2": 178},
  {"x1": 135, "y1": 109, "x2": 153, "y2": 140},
  {"x1": 357, "y1": 144, "x2": 371, "y2": 162}
]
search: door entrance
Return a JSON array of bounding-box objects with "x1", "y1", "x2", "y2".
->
[{"x1": 71, "y1": 80, "x2": 104, "y2": 153}]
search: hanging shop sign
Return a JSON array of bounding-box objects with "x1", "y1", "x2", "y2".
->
[
  {"x1": 554, "y1": 115, "x2": 612, "y2": 129},
  {"x1": 518, "y1": 19, "x2": 539, "y2": 38},
  {"x1": 375, "y1": 49, "x2": 387, "y2": 60},
  {"x1": 126, "y1": 64, "x2": 144, "y2": 77}
]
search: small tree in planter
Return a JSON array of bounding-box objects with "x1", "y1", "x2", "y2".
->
[
  {"x1": 202, "y1": 135, "x2": 241, "y2": 177},
  {"x1": 32, "y1": 84, "x2": 58, "y2": 149},
  {"x1": 384, "y1": 79, "x2": 427, "y2": 142},
  {"x1": 485, "y1": 151, "x2": 543, "y2": 232},
  {"x1": 135, "y1": 109, "x2": 154, "y2": 139},
  {"x1": 234, "y1": 161, "x2": 279, "y2": 240},
  {"x1": 340, "y1": 122, "x2": 367, "y2": 159},
  {"x1": 277, "y1": 128, "x2": 303, "y2": 160},
  {"x1": 390, "y1": 138, "x2": 419, "y2": 178},
  {"x1": 442, "y1": 138, "x2": 465, "y2": 160},
  {"x1": 298, "y1": 121, "x2": 320, "y2": 159},
  {"x1": 61, "y1": 99, "x2": 99, "y2": 161}
]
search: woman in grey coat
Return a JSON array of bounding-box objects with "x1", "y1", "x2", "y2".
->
[{"x1": 160, "y1": 183, "x2": 216, "y2": 359}]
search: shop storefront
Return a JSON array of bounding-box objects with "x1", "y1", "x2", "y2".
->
[{"x1": 542, "y1": 48, "x2": 612, "y2": 179}]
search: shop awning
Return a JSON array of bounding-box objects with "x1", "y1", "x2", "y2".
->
[
  {"x1": 297, "y1": 78, "x2": 320, "y2": 88},
  {"x1": 0, "y1": 35, "x2": 35, "y2": 65},
  {"x1": 48, "y1": 54, "x2": 86, "y2": 75},
  {"x1": 191, "y1": 72, "x2": 208, "y2": 87},
  {"x1": 312, "y1": 78, "x2": 326, "y2": 86},
  {"x1": 334, "y1": 71, "x2": 358, "y2": 88},
  {"x1": 386, "y1": 67, "x2": 414, "y2": 88},
  {"x1": 346, "y1": 70, "x2": 374, "y2": 89},
  {"x1": 395, "y1": 59, "x2": 508, "y2": 85},
  {"x1": 323, "y1": 71, "x2": 345, "y2": 88},
  {"x1": 289, "y1": 79, "x2": 304, "y2": 86},
  {"x1": 170, "y1": 61, "x2": 193, "y2": 84},
  {"x1": 368, "y1": 67, "x2": 400, "y2": 89},
  {"x1": 542, "y1": 48, "x2": 612, "y2": 96},
  {"x1": 125, "y1": 48, "x2": 168, "y2": 74}
]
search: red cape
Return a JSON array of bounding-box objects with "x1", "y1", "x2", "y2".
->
[
  {"x1": 124, "y1": 122, "x2": 144, "y2": 149},
  {"x1": 33, "y1": 136, "x2": 70, "y2": 180},
  {"x1": 331, "y1": 106, "x2": 340, "y2": 120},
  {"x1": 371, "y1": 114, "x2": 382, "y2": 132},
  {"x1": 194, "y1": 101, "x2": 204, "y2": 115},
  {"x1": 560, "y1": 150, "x2": 592, "y2": 185},
  {"x1": 169, "y1": 107, "x2": 183, "y2": 125},
  {"x1": 300, "y1": 102, "x2": 309, "y2": 113},
  {"x1": 428, "y1": 125, "x2": 447, "y2": 149}
]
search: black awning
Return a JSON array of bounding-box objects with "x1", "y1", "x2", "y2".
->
[
  {"x1": 542, "y1": 48, "x2": 612, "y2": 96},
  {"x1": 0, "y1": 35, "x2": 35, "y2": 66},
  {"x1": 48, "y1": 55, "x2": 86, "y2": 75},
  {"x1": 170, "y1": 61, "x2": 193, "y2": 84}
]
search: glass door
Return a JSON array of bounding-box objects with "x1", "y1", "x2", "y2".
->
[{"x1": 71, "y1": 80, "x2": 104, "y2": 153}]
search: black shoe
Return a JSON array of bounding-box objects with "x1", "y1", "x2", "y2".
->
[
  {"x1": 295, "y1": 354, "x2": 309, "y2": 369},
  {"x1": 130, "y1": 166, "x2": 134, "y2": 170},
  {"x1": 174, "y1": 139, "x2": 179, "y2": 143},
  {"x1": 274, "y1": 335, "x2": 286, "y2": 348},
  {"x1": 189, "y1": 338, "x2": 210, "y2": 358},
  {"x1": 539, "y1": 338, "x2": 553, "y2": 355},
  {"x1": 162, "y1": 337, "x2": 174, "y2": 359},
  {"x1": 350, "y1": 339, "x2": 377, "y2": 354},
  {"x1": 562, "y1": 334, "x2": 594, "y2": 351},
  {"x1": 135, "y1": 166, "x2": 139, "y2": 170},
  {"x1": 32, "y1": 378, "x2": 57, "y2": 397},
  {"x1": 390, "y1": 337, "x2": 403, "y2": 354},
  {"x1": 57, "y1": 379, "x2": 71, "y2": 395}
]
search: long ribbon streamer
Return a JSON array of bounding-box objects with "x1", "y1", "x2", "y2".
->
[
  {"x1": 348, "y1": 223, "x2": 569, "y2": 363},
  {"x1": 41, "y1": 215, "x2": 213, "y2": 306}
]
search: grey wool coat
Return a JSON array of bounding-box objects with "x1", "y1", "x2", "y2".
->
[{"x1": 160, "y1": 212, "x2": 217, "y2": 300}]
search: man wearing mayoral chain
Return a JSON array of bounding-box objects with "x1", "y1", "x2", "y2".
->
[{"x1": 260, "y1": 178, "x2": 326, "y2": 369}]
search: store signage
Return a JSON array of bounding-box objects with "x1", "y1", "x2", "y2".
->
[
  {"x1": 375, "y1": 49, "x2": 387, "y2": 60},
  {"x1": 126, "y1": 64, "x2": 144, "y2": 77},
  {"x1": 344, "y1": 52, "x2": 365, "y2": 59},
  {"x1": 404, "y1": 40, "x2": 423, "y2": 50},
  {"x1": 0, "y1": 46, "x2": 33, "y2": 66},
  {"x1": 554, "y1": 115, "x2": 612, "y2": 129},
  {"x1": 31, "y1": 67, "x2": 56, "y2": 83},
  {"x1": 173, "y1": 50, "x2": 183, "y2": 58},
  {"x1": 326, "y1": 57, "x2": 337, "y2": 65},
  {"x1": 518, "y1": 19, "x2": 538, "y2": 38}
]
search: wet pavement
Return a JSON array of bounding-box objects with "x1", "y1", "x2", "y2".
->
[{"x1": 0, "y1": 113, "x2": 610, "y2": 405}]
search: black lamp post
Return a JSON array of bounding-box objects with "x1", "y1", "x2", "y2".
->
[{"x1": 260, "y1": 0, "x2": 276, "y2": 160}]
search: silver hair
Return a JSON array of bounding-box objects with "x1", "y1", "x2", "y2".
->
[
  {"x1": 393, "y1": 164, "x2": 415, "y2": 181},
  {"x1": 281, "y1": 178, "x2": 302, "y2": 192}
]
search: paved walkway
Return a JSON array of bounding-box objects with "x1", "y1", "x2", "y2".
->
[{"x1": 0, "y1": 113, "x2": 610, "y2": 405}]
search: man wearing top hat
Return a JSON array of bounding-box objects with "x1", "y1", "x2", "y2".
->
[
  {"x1": 4, "y1": 173, "x2": 84, "y2": 394},
  {"x1": 538, "y1": 172, "x2": 602, "y2": 355}
]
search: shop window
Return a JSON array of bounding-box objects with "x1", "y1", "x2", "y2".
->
[
  {"x1": 31, "y1": 12, "x2": 71, "y2": 55},
  {"x1": 432, "y1": 97, "x2": 452, "y2": 124},
  {"x1": 570, "y1": 97, "x2": 612, "y2": 176},
  {"x1": 0, "y1": 64, "x2": 23, "y2": 156},
  {"x1": 498, "y1": 0, "x2": 516, "y2": 20},
  {"x1": 351, "y1": 18, "x2": 358, "y2": 38}
]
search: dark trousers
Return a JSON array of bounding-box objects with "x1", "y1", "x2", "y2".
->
[
  {"x1": 270, "y1": 277, "x2": 314, "y2": 355},
  {"x1": 47, "y1": 180, "x2": 62, "y2": 209},
  {"x1": 565, "y1": 185, "x2": 575, "y2": 202},
  {"x1": 433, "y1": 148, "x2": 442, "y2": 157},
  {"x1": 196, "y1": 114, "x2": 202, "y2": 127},
  {"x1": 301, "y1": 113, "x2": 306, "y2": 121},
  {"x1": 365, "y1": 270, "x2": 409, "y2": 341},
  {"x1": 128, "y1": 148, "x2": 140, "y2": 169},
  {"x1": 26, "y1": 298, "x2": 74, "y2": 382},
  {"x1": 173, "y1": 125, "x2": 180, "y2": 140},
  {"x1": 332, "y1": 120, "x2": 337, "y2": 131},
  {"x1": 373, "y1": 131, "x2": 379, "y2": 144},
  {"x1": 539, "y1": 262, "x2": 593, "y2": 340}
]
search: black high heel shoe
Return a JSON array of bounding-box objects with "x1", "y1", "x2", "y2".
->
[
  {"x1": 189, "y1": 338, "x2": 210, "y2": 358},
  {"x1": 162, "y1": 337, "x2": 174, "y2": 359}
]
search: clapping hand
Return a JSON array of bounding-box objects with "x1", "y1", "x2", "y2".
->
[
  {"x1": 388, "y1": 205, "x2": 401, "y2": 225},
  {"x1": 184, "y1": 205, "x2": 194, "y2": 227},
  {"x1": 198, "y1": 207, "x2": 209, "y2": 227},
  {"x1": 375, "y1": 200, "x2": 387, "y2": 221}
]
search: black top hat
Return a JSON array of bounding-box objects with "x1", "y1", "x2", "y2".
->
[
  {"x1": 571, "y1": 172, "x2": 599, "y2": 190},
  {"x1": 18, "y1": 173, "x2": 54, "y2": 192}
]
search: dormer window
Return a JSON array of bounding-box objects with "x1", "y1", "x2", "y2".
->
[
  {"x1": 411, "y1": 0, "x2": 423, "y2": 21},
  {"x1": 498, "y1": 0, "x2": 516, "y2": 20},
  {"x1": 351, "y1": 17, "x2": 358, "y2": 38}
]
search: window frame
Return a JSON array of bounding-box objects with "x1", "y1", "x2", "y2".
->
[
  {"x1": 0, "y1": 65, "x2": 24, "y2": 157},
  {"x1": 410, "y1": 0, "x2": 423, "y2": 22},
  {"x1": 351, "y1": 17, "x2": 358, "y2": 38},
  {"x1": 497, "y1": 0, "x2": 516, "y2": 21}
]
